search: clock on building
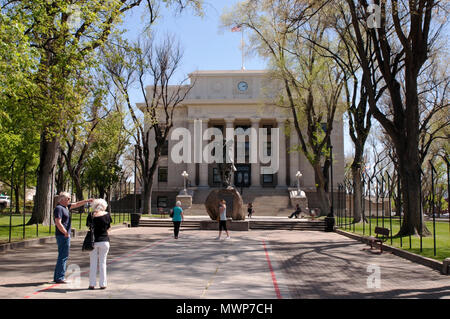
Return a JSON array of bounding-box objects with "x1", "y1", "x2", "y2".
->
[{"x1": 237, "y1": 81, "x2": 248, "y2": 92}]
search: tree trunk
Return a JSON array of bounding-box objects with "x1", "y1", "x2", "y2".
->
[
  {"x1": 98, "y1": 186, "x2": 106, "y2": 199},
  {"x1": 106, "y1": 188, "x2": 112, "y2": 214},
  {"x1": 73, "y1": 175, "x2": 85, "y2": 213},
  {"x1": 14, "y1": 185, "x2": 20, "y2": 214},
  {"x1": 142, "y1": 177, "x2": 153, "y2": 215},
  {"x1": 396, "y1": 67, "x2": 431, "y2": 237},
  {"x1": 397, "y1": 151, "x2": 431, "y2": 236},
  {"x1": 28, "y1": 133, "x2": 60, "y2": 225},
  {"x1": 56, "y1": 152, "x2": 65, "y2": 194},
  {"x1": 313, "y1": 163, "x2": 330, "y2": 216},
  {"x1": 352, "y1": 165, "x2": 363, "y2": 223}
]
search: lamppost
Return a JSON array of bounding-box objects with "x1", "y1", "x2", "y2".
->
[
  {"x1": 295, "y1": 171, "x2": 302, "y2": 195},
  {"x1": 330, "y1": 145, "x2": 334, "y2": 216},
  {"x1": 325, "y1": 143, "x2": 335, "y2": 232},
  {"x1": 131, "y1": 144, "x2": 139, "y2": 227},
  {"x1": 181, "y1": 171, "x2": 189, "y2": 195}
]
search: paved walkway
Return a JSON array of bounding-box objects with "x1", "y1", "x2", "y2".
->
[{"x1": 0, "y1": 226, "x2": 449, "y2": 299}]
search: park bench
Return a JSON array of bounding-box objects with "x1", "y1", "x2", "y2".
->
[{"x1": 365, "y1": 227, "x2": 390, "y2": 253}]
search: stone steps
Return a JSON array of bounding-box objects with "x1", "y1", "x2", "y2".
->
[
  {"x1": 249, "y1": 220, "x2": 325, "y2": 231},
  {"x1": 138, "y1": 218, "x2": 326, "y2": 231},
  {"x1": 139, "y1": 219, "x2": 200, "y2": 229}
]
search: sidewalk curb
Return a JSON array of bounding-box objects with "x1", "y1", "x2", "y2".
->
[
  {"x1": 335, "y1": 229, "x2": 448, "y2": 275},
  {"x1": 0, "y1": 223, "x2": 129, "y2": 254}
]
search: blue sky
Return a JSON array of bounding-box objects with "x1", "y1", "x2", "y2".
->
[
  {"x1": 118, "y1": 0, "x2": 352, "y2": 156},
  {"x1": 120, "y1": 0, "x2": 266, "y2": 80}
]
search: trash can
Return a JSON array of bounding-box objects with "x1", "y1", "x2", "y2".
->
[
  {"x1": 131, "y1": 213, "x2": 141, "y2": 227},
  {"x1": 324, "y1": 215, "x2": 335, "y2": 232}
]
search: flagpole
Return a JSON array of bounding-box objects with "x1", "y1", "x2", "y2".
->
[
  {"x1": 232, "y1": 25, "x2": 245, "y2": 70},
  {"x1": 241, "y1": 27, "x2": 245, "y2": 70}
]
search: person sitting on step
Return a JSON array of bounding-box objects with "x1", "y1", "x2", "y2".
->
[{"x1": 288, "y1": 204, "x2": 302, "y2": 219}]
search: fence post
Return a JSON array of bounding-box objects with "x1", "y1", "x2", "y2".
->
[
  {"x1": 381, "y1": 175, "x2": 385, "y2": 229},
  {"x1": 419, "y1": 169, "x2": 424, "y2": 252},
  {"x1": 362, "y1": 174, "x2": 365, "y2": 236},
  {"x1": 23, "y1": 161, "x2": 26, "y2": 239},
  {"x1": 368, "y1": 176, "x2": 372, "y2": 236},
  {"x1": 336, "y1": 184, "x2": 340, "y2": 228},
  {"x1": 430, "y1": 160, "x2": 437, "y2": 257},
  {"x1": 9, "y1": 159, "x2": 15, "y2": 243},
  {"x1": 375, "y1": 177, "x2": 380, "y2": 227},
  {"x1": 387, "y1": 174, "x2": 393, "y2": 245},
  {"x1": 442, "y1": 155, "x2": 450, "y2": 232},
  {"x1": 398, "y1": 176, "x2": 402, "y2": 247},
  {"x1": 49, "y1": 167, "x2": 54, "y2": 234}
]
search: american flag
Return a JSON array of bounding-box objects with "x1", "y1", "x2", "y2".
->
[{"x1": 231, "y1": 25, "x2": 242, "y2": 32}]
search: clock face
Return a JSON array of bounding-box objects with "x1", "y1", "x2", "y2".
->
[{"x1": 237, "y1": 81, "x2": 248, "y2": 92}]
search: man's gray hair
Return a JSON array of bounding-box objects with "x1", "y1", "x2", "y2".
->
[
  {"x1": 58, "y1": 192, "x2": 71, "y2": 202},
  {"x1": 92, "y1": 198, "x2": 108, "y2": 212}
]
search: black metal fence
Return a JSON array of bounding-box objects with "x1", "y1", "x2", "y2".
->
[
  {"x1": 335, "y1": 158, "x2": 449, "y2": 260},
  {"x1": 0, "y1": 208, "x2": 131, "y2": 244}
]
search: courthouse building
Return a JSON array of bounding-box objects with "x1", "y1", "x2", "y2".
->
[{"x1": 140, "y1": 70, "x2": 345, "y2": 215}]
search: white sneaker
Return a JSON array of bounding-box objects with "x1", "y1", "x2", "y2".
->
[
  {"x1": 215, "y1": 236, "x2": 221, "y2": 240},
  {"x1": 225, "y1": 236, "x2": 231, "y2": 240}
]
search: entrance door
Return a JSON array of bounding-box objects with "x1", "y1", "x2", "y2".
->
[{"x1": 235, "y1": 164, "x2": 251, "y2": 188}]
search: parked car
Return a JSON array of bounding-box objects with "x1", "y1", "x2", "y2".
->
[{"x1": 0, "y1": 195, "x2": 11, "y2": 209}]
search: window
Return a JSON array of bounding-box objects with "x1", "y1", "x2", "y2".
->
[
  {"x1": 263, "y1": 174, "x2": 273, "y2": 184},
  {"x1": 158, "y1": 167, "x2": 168, "y2": 182},
  {"x1": 157, "y1": 196, "x2": 168, "y2": 208},
  {"x1": 213, "y1": 168, "x2": 222, "y2": 183}
]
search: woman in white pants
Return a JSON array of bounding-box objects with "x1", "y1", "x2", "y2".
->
[{"x1": 86, "y1": 198, "x2": 112, "y2": 290}]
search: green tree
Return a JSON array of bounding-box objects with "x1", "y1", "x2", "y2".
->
[
  {"x1": 0, "y1": 4, "x2": 41, "y2": 212},
  {"x1": 102, "y1": 33, "x2": 193, "y2": 214},
  {"x1": 222, "y1": 0, "x2": 345, "y2": 215},
  {"x1": 84, "y1": 106, "x2": 130, "y2": 205},
  {"x1": 344, "y1": 0, "x2": 449, "y2": 236}
]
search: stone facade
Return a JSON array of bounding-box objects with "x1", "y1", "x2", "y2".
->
[{"x1": 139, "y1": 70, "x2": 345, "y2": 212}]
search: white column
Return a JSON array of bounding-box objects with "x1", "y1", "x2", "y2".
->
[
  {"x1": 224, "y1": 118, "x2": 235, "y2": 186},
  {"x1": 277, "y1": 119, "x2": 287, "y2": 187},
  {"x1": 250, "y1": 117, "x2": 260, "y2": 188},
  {"x1": 187, "y1": 119, "x2": 196, "y2": 186},
  {"x1": 289, "y1": 120, "x2": 300, "y2": 187},
  {"x1": 199, "y1": 118, "x2": 209, "y2": 187}
]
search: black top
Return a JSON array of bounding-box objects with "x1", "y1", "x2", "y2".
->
[{"x1": 86, "y1": 213, "x2": 112, "y2": 242}]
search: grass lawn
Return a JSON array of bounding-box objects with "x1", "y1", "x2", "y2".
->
[
  {"x1": 0, "y1": 211, "x2": 131, "y2": 245},
  {"x1": 336, "y1": 216, "x2": 450, "y2": 262}
]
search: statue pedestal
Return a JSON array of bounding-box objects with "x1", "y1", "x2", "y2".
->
[
  {"x1": 176, "y1": 194, "x2": 192, "y2": 210},
  {"x1": 204, "y1": 187, "x2": 245, "y2": 221},
  {"x1": 200, "y1": 219, "x2": 249, "y2": 231},
  {"x1": 289, "y1": 188, "x2": 309, "y2": 209}
]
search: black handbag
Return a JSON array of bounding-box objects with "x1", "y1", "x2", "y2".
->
[{"x1": 82, "y1": 213, "x2": 95, "y2": 252}]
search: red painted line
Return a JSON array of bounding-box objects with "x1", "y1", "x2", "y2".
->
[
  {"x1": 24, "y1": 283, "x2": 59, "y2": 298},
  {"x1": 23, "y1": 239, "x2": 167, "y2": 299},
  {"x1": 262, "y1": 239, "x2": 282, "y2": 299}
]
